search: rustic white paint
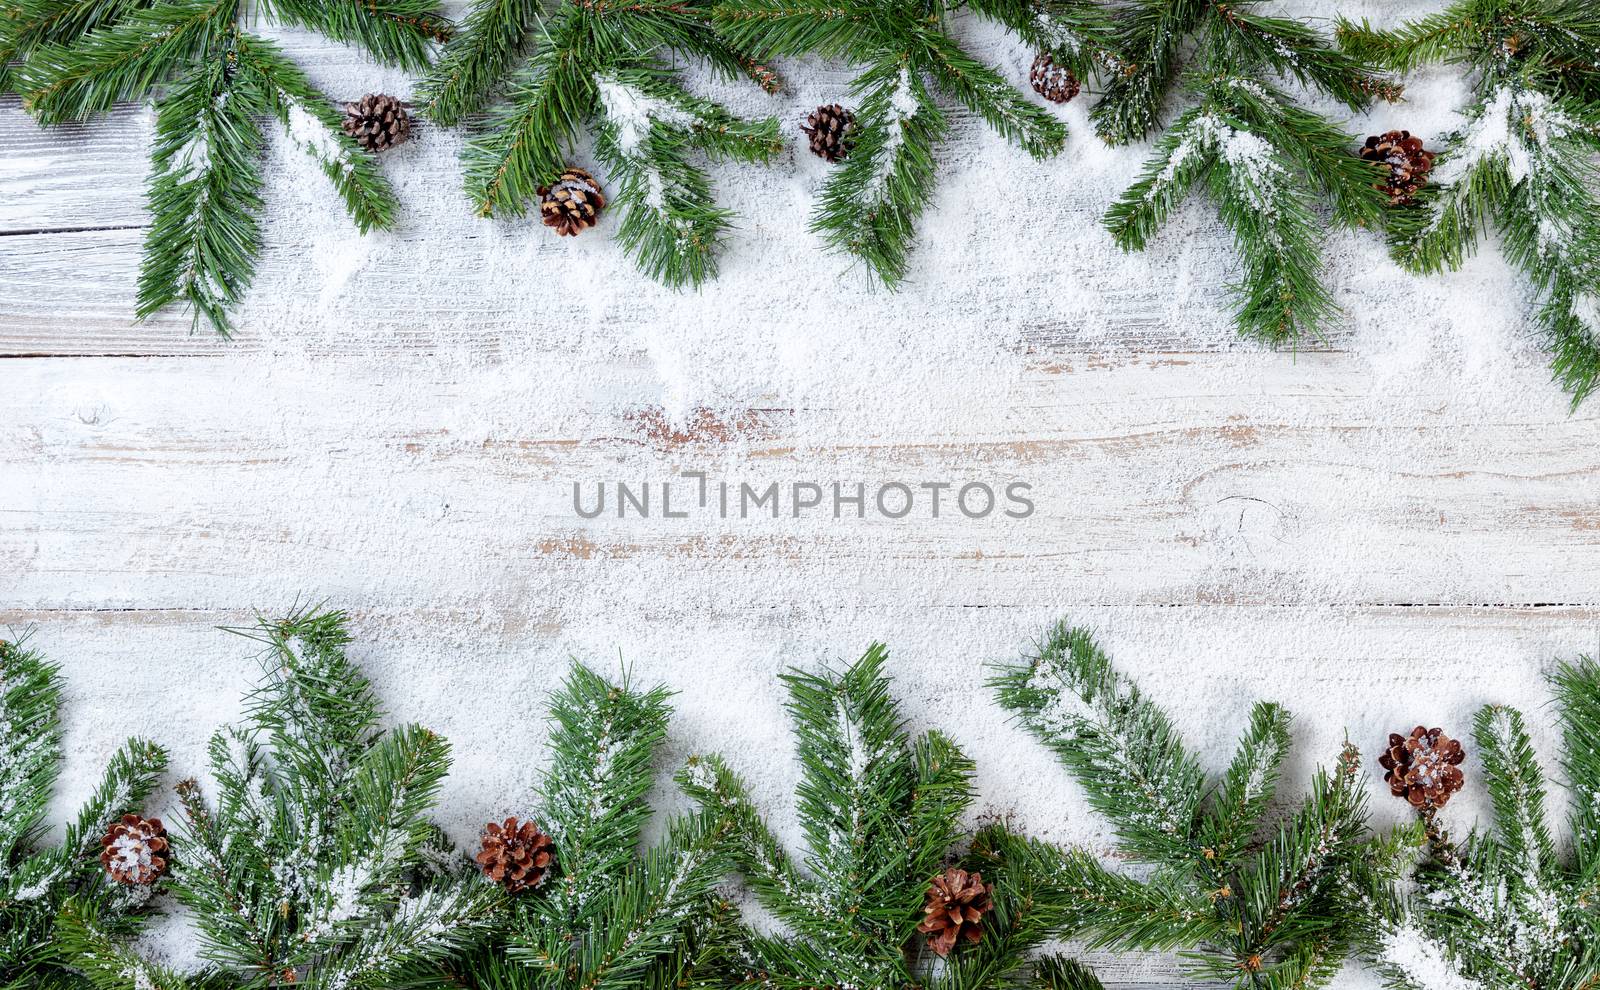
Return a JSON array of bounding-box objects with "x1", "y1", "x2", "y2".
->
[{"x1": 2, "y1": 0, "x2": 1598, "y2": 984}]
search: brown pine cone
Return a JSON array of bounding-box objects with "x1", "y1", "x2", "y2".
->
[
  {"x1": 341, "y1": 93, "x2": 411, "y2": 153},
  {"x1": 538, "y1": 167, "x2": 606, "y2": 237},
  {"x1": 1378, "y1": 726, "x2": 1465, "y2": 810},
  {"x1": 801, "y1": 104, "x2": 856, "y2": 163},
  {"x1": 1029, "y1": 52, "x2": 1080, "y2": 104},
  {"x1": 916, "y1": 867, "x2": 993, "y2": 957},
  {"x1": 100, "y1": 814, "x2": 169, "y2": 885},
  {"x1": 476, "y1": 817, "x2": 556, "y2": 894},
  {"x1": 1359, "y1": 130, "x2": 1435, "y2": 205}
]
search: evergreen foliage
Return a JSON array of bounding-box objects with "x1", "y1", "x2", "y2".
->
[
  {"x1": 58, "y1": 607, "x2": 496, "y2": 990},
  {"x1": 1359, "y1": 657, "x2": 1600, "y2": 990},
  {"x1": 441, "y1": 663, "x2": 741, "y2": 990},
  {"x1": 709, "y1": 0, "x2": 1115, "y2": 286},
  {"x1": 420, "y1": 0, "x2": 783, "y2": 288},
  {"x1": 1337, "y1": 0, "x2": 1600, "y2": 406},
  {"x1": 13, "y1": 0, "x2": 449, "y2": 336},
  {"x1": 678, "y1": 642, "x2": 1107, "y2": 990},
  {"x1": 0, "y1": 636, "x2": 168, "y2": 990},
  {"x1": 1099, "y1": 0, "x2": 1397, "y2": 344},
  {"x1": 992, "y1": 622, "x2": 1374, "y2": 988}
]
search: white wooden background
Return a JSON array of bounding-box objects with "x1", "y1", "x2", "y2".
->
[{"x1": 3, "y1": 0, "x2": 1600, "y2": 983}]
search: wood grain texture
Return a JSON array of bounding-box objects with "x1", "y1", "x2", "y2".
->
[{"x1": 2, "y1": 2, "x2": 1598, "y2": 985}]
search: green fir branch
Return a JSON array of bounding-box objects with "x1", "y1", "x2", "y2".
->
[
  {"x1": 0, "y1": 639, "x2": 169, "y2": 990},
  {"x1": 57, "y1": 609, "x2": 495, "y2": 990},
  {"x1": 810, "y1": 58, "x2": 945, "y2": 287},
  {"x1": 994, "y1": 622, "x2": 1375, "y2": 987},
  {"x1": 429, "y1": 0, "x2": 781, "y2": 288},
  {"x1": 447, "y1": 663, "x2": 735, "y2": 990},
  {"x1": 991, "y1": 622, "x2": 1205, "y2": 865},
  {"x1": 687, "y1": 642, "x2": 1105, "y2": 990},
  {"x1": 1359, "y1": 673, "x2": 1600, "y2": 990},
  {"x1": 15, "y1": 0, "x2": 444, "y2": 336},
  {"x1": 0, "y1": 0, "x2": 152, "y2": 92},
  {"x1": 135, "y1": 58, "x2": 264, "y2": 336},
  {"x1": 1094, "y1": 0, "x2": 1393, "y2": 345},
  {"x1": 1343, "y1": 2, "x2": 1600, "y2": 404}
]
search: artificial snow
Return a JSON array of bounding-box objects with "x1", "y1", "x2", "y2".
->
[{"x1": 5, "y1": 2, "x2": 1600, "y2": 989}]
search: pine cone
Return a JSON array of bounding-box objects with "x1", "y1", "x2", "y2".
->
[
  {"x1": 916, "y1": 867, "x2": 993, "y2": 957},
  {"x1": 1359, "y1": 130, "x2": 1435, "y2": 205},
  {"x1": 1029, "y1": 52, "x2": 1080, "y2": 104},
  {"x1": 341, "y1": 93, "x2": 411, "y2": 153},
  {"x1": 100, "y1": 814, "x2": 169, "y2": 885},
  {"x1": 801, "y1": 104, "x2": 856, "y2": 163},
  {"x1": 476, "y1": 817, "x2": 555, "y2": 894},
  {"x1": 538, "y1": 167, "x2": 606, "y2": 237},
  {"x1": 1379, "y1": 726, "x2": 1465, "y2": 810}
]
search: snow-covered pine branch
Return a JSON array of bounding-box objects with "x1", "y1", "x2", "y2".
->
[
  {"x1": 448, "y1": 664, "x2": 737, "y2": 990},
  {"x1": 0, "y1": 638, "x2": 168, "y2": 989},
  {"x1": 995, "y1": 622, "x2": 1377, "y2": 984},
  {"x1": 138, "y1": 63, "x2": 264, "y2": 336},
  {"x1": 1359, "y1": 662, "x2": 1600, "y2": 990},
  {"x1": 592, "y1": 70, "x2": 781, "y2": 287},
  {"x1": 60, "y1": 608, "x2": 488, "y2": 989},
  {"x1": 683, "y1": 642, "x2": 1108, "y2": 990},
  {"x1": 1356, "y1": 0, "x2": 1600, "y2": 404}
]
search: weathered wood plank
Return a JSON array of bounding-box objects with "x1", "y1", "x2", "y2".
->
[{"x1": 3, "y1": 353, "x2": 1596, "y2": 613}]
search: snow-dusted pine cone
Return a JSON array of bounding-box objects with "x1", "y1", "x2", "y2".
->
[
  {"x1": 341, "y1": 93, "x2": 411, "y2": 152},
  {"x1": 1359, "y1": 130, "x2": 1435, "y2": 205},
  {"x1": 538, "y1": 167, "x2": 606, "y2": 237},
  {"x1": 801, "y1": 104, "x2": 856, "y2": 163},
  {"x1": 916, "y1": 867, "x2": 993, "y2": 956},
  {"x1": 1029, "y1": 52, "x2": 1080, "y2": 104},
  {"x1": 476, "y1": 817, "x2": 556, "y2": 893},
  {"x1": 100, "y1": 814, "x2": 170, "y2": 885},
  {"x1": 1379, "y1": 726, "x2": 1465, "y2": 809}
]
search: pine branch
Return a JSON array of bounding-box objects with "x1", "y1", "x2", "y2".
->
[
  {"x1": 20, "y1": 0, "x2": 232, "y2": 123},
  {"x1": 64, "y1": 607, "x2": 490, "y2": 989},
  {"x1": 1213, "y1": 5, "x2": 1399, "y2": 110},
  {"x1": 811, "y1": 58, "x2": 945, "y2": 287},
  {"x1": 415, "y1": 0, "x2": 540, "y2": 124},
  {"x1": 0, "y1": 638, "x2": 61, "y2": 871},
  {"x1": 710, "y1": 0, "x2": 881, "y2": 61},
  {"x1": 0, "y1": 639, "x2": 168, "y2": 990},
  {"x1": 964, "y1": 0, "x2": 1117, "y2": 81},
  {"x1": 1474, "y1": 705, "x2": 1555, "y2": 884},
  {"x1": 1346, "y1": 5, "x2": 1600, "y2": 405},
  {"x1": 915, "y1": 29, "x2": 1064, "y2": 158},
  {"x1": 540, "y1": 663, "x2": 671, "y2": 900},
  {"x1": 1553, "y1": 656, "x2": 1600, "y2": 891},
  {"x1": 592, "y1": 67, "x2": 782, "y2": 286},
  {"x1": 692, "y1": 641, "x2": 1105, "y2": 990},
  {"x1": 677, "y1": 754, "x2": 835, "y2": 934},
  {"x1": 991, "y1": 622, "x2": 1205, "y2": 865},
  {"x1": 995, "y1": 623, "x2": 1374, "y2": 986},
  {"x1": 134, "y1": 58, "x2": 263, "y2": 335},
  {"x1": 256, "y1": 0, "x2": 449, "y2": 70},
  {"x1": 1089, "y1": 0, "x2": 1206, "y2": 145},
  {"x1": 451, "y1": 664, "x2": 734, "y2": 990},
  {"x1": 1200, "y1": 701, "x2": 1291, "y2": 867},
  {"x1": 56, "y1": 898, "x2": 202, "y2": 990},
  {"x1": 0, "y1": 0, "x2": 151, "y2": 92},
  {"x1": 432, "y1": 0, "x2": 781, "y2": 288},
  {"x1": 16, "y1": 0, "x2": 445, "y2": 335},
  {"x1": 233, "y1": 34, "x2": 399, "y2": 233},
  {"x1": 1334, "y1": 6, "x2": 1482, "y2": 74}
]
